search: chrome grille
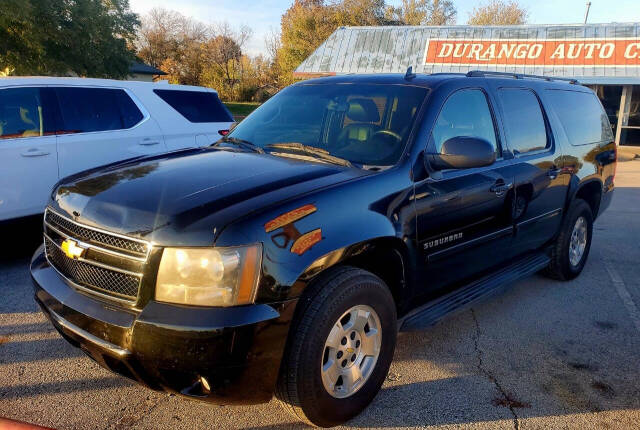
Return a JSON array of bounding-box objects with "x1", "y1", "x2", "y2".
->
[
  {"x1": 45, "y1": 210, "x2": 148, "y2": 257},
  {"x1": 44, "y1": 208, "x2": 149, "y2": 303},
  {"x1": 45, "y1": 237, "x2": 141, "y2": 299}
]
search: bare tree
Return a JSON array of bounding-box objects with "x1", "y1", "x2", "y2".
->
[
  {"x1": 202, "y1": 23, "x2": 253, "y2": 90},
  {"x1": 467, "y1": 0, "x2": 528, "y2": 25},
  {"x1": 135, "y1": 8, "x2": 208, "y2": 69},
  {"x1": 265, "y1": 27, "x2": 281, "y2": 61}
]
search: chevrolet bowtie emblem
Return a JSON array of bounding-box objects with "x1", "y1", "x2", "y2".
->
[
  {"x1": 61, "y1": 239, "x2": 86, "y2": 260},
  {"x1": 346, "y1": 347, "x2": 354, "y2": 354}
]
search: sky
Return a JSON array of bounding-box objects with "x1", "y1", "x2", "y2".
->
[{"x1": 129, "y1": 0, "x2": 640, "y2": 56}]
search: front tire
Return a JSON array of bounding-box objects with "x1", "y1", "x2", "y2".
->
[
  {"x1": 544, "y1": 199, "x2": 593, "y2": 281},
  {"x1": 276, "y1": 266, "x2": 397, "y2": 427}
]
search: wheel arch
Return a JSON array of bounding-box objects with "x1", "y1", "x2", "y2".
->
[
  {"x1": 297, "y1": 236, "x2": 411, "y2": 313},
  {"x1": 566, "y1": 177, "x2": 603, "y2": 220}
]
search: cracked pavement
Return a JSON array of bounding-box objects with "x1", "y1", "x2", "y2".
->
[{"x1": 1, "y1": 159, "x2": 640, "y2": 429}]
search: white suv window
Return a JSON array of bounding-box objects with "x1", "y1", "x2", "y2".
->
[
  {"x1": 54, "y1": 87, "x2": 144, "y2": 134},
  {"x1": 0, "y1": 87, "x2": 54, "y2": 139},
  {"x1": 153, "y1": 89, "x2": 233, "y2": 123}
]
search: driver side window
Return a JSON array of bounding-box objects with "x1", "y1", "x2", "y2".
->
[{"x1": 432, "y1": 89, "x2": 498, "y2": 155}]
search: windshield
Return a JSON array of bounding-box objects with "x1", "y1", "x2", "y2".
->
[{"x1": 227, "y1": 83, "x2": 428, "y2": 166}]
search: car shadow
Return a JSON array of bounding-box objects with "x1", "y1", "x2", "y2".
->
[
  {"x1": 0, "y1": 214, "x2": 43, "y2": 261},
  {"x1": 0, "y1": 376, "x2": 132, "y2": 400},
  {"x1": 0, "y1": 337, "x2": 83, "y2": 365}
]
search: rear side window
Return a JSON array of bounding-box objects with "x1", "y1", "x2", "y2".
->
[
  {"x1": 498, "y1": 89, "x2": 548, "y2": 155},
  {"x1": 545, "y1": 90, "x2": 614, "y2": 145},
  {"x1": 153, "y1": 90, "x2": 233, "y2": 123},
  {"x1": 431, "y1": 89, "x2": 498, "y2": 154},
  {"x1": 55, "y1": 87, "x2": 144, "y2": 134},
  {"x1": 0, "y1": 87, "x2": 56, "y2": 139}
]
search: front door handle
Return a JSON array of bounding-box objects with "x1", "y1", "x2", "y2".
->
[
  {"x1": 21, "y1": 148, "x2": 50, "y2": 157},
  {"x1": 547, "y1": 166, "x2": 561, "y2": 179},
  {"x1": 490, "y1": 181, "x2": 513, "y2": 196}
]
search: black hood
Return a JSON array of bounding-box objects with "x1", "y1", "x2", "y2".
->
[{"x1": 51, "y1": 148, "x2": 366, "y2": 245}]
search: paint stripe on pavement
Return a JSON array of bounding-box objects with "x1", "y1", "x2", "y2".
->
[{"x1": 603, "y1": 257, "x2": 640, "y2": 333}]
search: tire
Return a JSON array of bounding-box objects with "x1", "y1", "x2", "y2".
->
[
  {"x1": 544, "y1": 199, "x2": 593, "y2": 281},
  {"x1": 276, "y1": 266, "x2": 397, "y2": 427}
]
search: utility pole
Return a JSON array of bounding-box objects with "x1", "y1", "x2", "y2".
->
[{"x1": 584, "y1": 1, "x2": 592, "y2": 24}]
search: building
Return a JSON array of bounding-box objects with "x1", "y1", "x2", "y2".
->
[
  {"x1": 128, "y1": 62, "x2": 167, "y2": 82},
  {"x1": 294, "y1": 23, "x2": 640, "y2": 146}
]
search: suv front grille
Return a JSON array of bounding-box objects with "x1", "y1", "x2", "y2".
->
[
  {"x1": 44, "y1": 208, "x2": 150, "y2": 303},
  {"x1": 45, "y1": 210, "x2": 148, "y2": 257}
]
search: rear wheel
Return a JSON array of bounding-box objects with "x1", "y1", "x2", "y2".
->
[
  {"x1": 544, "y1": 199, "x2": 593, "y2": 281},
  {"x1": 276, "y1": 266, "x2": 397, "y2": 427}
]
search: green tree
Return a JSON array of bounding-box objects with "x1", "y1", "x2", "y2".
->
[
  {"x1": 276, "y1": 0, "x2": 391, "y2": 86},
  {"x1": 467, "y1": 0, "x2": 528, "y2": 25},
  {"x1": 277, "y1": 0, "x2": 338, "y2": 85},
  {"x1": 0, "y1": 0, "x2": 139, "y2": 78},
  {"x1": 334, "y1": 0, "x2": 387, "y2": 26},
  {"x1": 386, "y1": 0, "x2": 457, "y2": 25},
  {"x1": 0, "y1": 0, "x2": 42, "y2": 75}
]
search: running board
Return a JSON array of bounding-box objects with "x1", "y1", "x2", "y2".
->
[{"x1": 399, "y1": 252, "x2": 550, "y2": 332}]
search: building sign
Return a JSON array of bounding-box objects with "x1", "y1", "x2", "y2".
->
[{"x1": 424, "y1": 38, "x2": 640, "y2": 67}]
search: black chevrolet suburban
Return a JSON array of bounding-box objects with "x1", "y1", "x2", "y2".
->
[{"x1": 31, "y1": 71, "x2": 616, "y2": 427}]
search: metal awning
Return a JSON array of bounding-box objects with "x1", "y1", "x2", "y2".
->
[{"x1": 294, "y1": 23, "x2": 640, "y2": 81}]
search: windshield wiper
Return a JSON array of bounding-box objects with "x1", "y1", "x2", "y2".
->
[
  {"x1": 265, "y1": 142, "x2": 352, "y2": 167},
  {"x1": 215, "y1": 137, "x2": 264, "y2": 153}
]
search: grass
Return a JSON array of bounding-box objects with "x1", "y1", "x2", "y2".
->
[{"x1": 224, "y1": 102, "x2": 261, "y2": 117}]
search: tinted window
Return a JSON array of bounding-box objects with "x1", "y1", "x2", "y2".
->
[
  {"x1": 0, "y1": 87, "x2": 55, "y2": 139},
  {"x1": 228, "y1": 84, "x2": 428, "y2": 166},
  {"x1": 55, "y1": 87, "x2": 144, "y2": 133},
  {"x1": 154, "y1": 90, "x2": 233, "y2": 123},
  {"x1": 498, "y1": 89, "x2": 548, "y2": 154},
  {"x1": 431, "y1": 89, "x2": 498, "y2": 153},
  {"x1": 546, "y1": 90, "x2": 614, "y2": 145}
]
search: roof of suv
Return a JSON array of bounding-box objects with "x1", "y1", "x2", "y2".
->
[
  {"x1": 0, "y1": 76, "x2": 218, "y2": 93},
  {"x1": 294, "y1": 72, "x2": 588, "y2": 91}
]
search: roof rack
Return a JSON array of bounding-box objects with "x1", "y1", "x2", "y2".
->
[{"x1": 466, "y1": 70, "x2": 580, "y2": 85}]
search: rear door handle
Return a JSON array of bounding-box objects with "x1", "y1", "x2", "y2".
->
[
  {"x1": 139, "y1": 138, "x2": 161, "y2": 146},
  {"x1": 490, "y1": 181, "x2": 513, "y2": 196},
  {"x1": 21, "y1": 148, "x2": 50, "y2": 157}
]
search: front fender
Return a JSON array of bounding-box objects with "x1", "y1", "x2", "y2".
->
[{"x1": 214, "y1": 171, "x2": 415, "y2": 303}]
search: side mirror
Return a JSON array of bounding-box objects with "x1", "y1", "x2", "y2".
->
[
  {"x1": 426, "y1": 136, "x2": 496, "y2": 171},
  {"x1": 219, "y1": 122, "x2": 238, "y2": 136}
]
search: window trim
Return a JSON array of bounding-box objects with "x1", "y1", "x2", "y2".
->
[
  {"x1": 497, "y1": 87, "x2": 554, "y2": 158},
  {"x1": 425, "y1": 86, "x2": 504, "y2": 174},
  {"x1": 51, "y1": 85, "x2": 150, "y2": 137}
]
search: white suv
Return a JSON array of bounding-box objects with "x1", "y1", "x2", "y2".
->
[{"x1": 0, "y1": 77, "x2": 234, "y2": 221}]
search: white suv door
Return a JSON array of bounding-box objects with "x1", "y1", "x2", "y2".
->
[
  {"x1": 0, "y1": 87, "x2": 59, "y2": 221},
  {"x1": 53, "y1": 86, "x2": 167, "y2": 178}
]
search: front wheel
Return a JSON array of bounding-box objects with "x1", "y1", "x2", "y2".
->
[
  {"x1": 276, "y1": 266, "x2": 397, "y2": 427},
  {"x1": 544, "y1": 199, "x2": 593, "y2": 281}
]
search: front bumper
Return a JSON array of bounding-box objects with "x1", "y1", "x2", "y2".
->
[{"x1": 31, "y1": 245, "x2": 296, "y2": 404}]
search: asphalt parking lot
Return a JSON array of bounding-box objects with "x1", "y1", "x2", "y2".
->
[{"x1": 1, "y1": 154, "x2": 640, "y2": 430}]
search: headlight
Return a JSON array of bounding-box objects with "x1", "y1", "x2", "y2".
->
[{"x1": 155, "y1": 245, "x2": 261, "y2": 307}]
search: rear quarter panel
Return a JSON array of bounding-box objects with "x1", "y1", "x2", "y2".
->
[
  {"x1": 134, "y1": 86, "x2": 233, "y2": 150},
  {"x1": 537, "y1": 85, "x2": 616, "y2": 218}
]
